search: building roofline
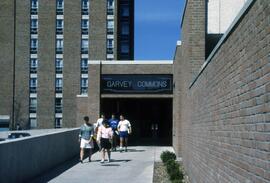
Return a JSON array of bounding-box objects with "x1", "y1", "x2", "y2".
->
[
  {"x1": 189, "y1": 0, "x2": 255, "y2": 89},
  {"x1": 88, "y1": 60, "x2": 173, "y2": 65},
  {"x1": 180, "y1": 0, "x2": 188, "y2": 28}
]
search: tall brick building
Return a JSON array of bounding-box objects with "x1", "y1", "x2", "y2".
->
[{"x1": 0, "y1": 0, "x2": 134, "y2": 129}]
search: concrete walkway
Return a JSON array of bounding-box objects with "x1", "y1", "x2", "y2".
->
[{"x1": 30, "y1": 146, "x2": 174, "y2": 183}]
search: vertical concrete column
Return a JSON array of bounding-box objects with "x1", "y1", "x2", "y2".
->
[
  {"x1": 89, "y1": 0, "x2": 107, "y2": 60},
  {"x1": 88, "y1": 61, "x2": 101, "y2": 123},
  {"x1": 37, "y1": 0, "x2": 56, "y2": 128},
  {"x1": 0, "y1": 0, "x2": 15, "y2": 127},
  {"x1": 14, "y1": 0, "x2": 30, "y2": 129},
  {"x1": 62, "y1": 0, "x2": 81, "y2": 128}
]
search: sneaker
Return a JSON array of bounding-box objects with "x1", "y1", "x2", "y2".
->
[
  {"x1": 125, "y1": 148, "x2": 128, "y2": 152},
  {"x1": 89, "y1": 159, "x2": 91, "y2": 162},
  {"x1": 107, "y1": 159, "x2": 111, "y2": 163},
  {"x1": 100, "y1": 159, "x2": 104, "y2": 163},
  {"x1": 79, "y1": 160, "x2": 83, "y2": 164},
  {"x1": 120, "y1": 147, "x2": 123, "y2": 153}
]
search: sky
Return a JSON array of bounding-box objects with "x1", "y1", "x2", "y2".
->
[{"x1": 135, "y1": 0, "x2": 185, "y2": 60}]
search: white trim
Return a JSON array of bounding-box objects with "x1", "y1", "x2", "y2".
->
[
  {"x1": 55, "y1": 113, "x2": 63, "y2": 118},
  {"x1": 77, "y1": 94, "x2": 88, "y2": 97},
  {"x1": 55, "y1": 93, "x2": 63, "y2": 98},
  {"x1": 177, "y1": 40, "x2": 182, "y2": 46},
  {"x1": 56, "y1": 74, "x2": 63, "y2": 78},
  {"x1": 81, "y1": 35, "x2": 89, "y2": 39},
  {"x1": 30, "y1": 74, "x2": 37, "y2": 78},
  {"x1": 88, "y1": 60, "x2": 173, "y2": 65},
  {"x1": 31, "y1": 15, "x2": 38, "y2": 19},
  {"x1": 30, "y1": 54, "x2": 38, "y2": 58},
  {"x1": 31, "y1": 34, "x2": 38, "y2": 39},
  {"x1": 107, "y1": 35, "x2": 114, "y2": 39},
  {"x1": 81, "y1": 54, "x2": 89, "y2": 59},
  {"x1": 107, "y1": 15, "x2": 114, "y2": 20},
  {"x1": 81, "y1": 74, "x2": 88, "y2": 78},
  {"x1": 56, "y1": 34, "x2": 64, "y2": 39},
  {"x1": 56, "y1": 15, "x2": 64, "y2": 19},
  {"x1": 0, "y1": 115, "x2": 10, "y2": 120},
  {"x1": 56, "y1": 54, "x2": 63, "y2": 58},
  {"x1": 30, "y1": 93, "x2": 37, "y2": 98},
  {"x1": 82, "y1": 15, "x2": 89, "y2": 20},
  {"x1": 29, "y1": 113, "x2": 37, "y2": 118}
]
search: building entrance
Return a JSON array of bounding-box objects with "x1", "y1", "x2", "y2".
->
[{"x1": 101, "y1": 98, "x2": 172, "y2": 146}]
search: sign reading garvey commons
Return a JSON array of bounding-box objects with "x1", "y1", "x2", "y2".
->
[{"x1": 101, "y1": 74, "x2": 173, "y2": 94}]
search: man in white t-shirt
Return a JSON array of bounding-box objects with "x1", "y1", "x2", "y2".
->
[
  {"x1": 94, "y1": 113, "x2": 105, "y2": 132},
  {"x1": 117, "y1": 114, "x2": 132, "y2": 152}
]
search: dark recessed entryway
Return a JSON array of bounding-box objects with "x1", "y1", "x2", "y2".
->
[{"x1": 101, "y1": 98, "x2": 172, "y2": 146}]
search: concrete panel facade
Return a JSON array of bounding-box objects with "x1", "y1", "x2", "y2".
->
[
  {"x1": 89, "y1": 0, "x2": 107, "y2": 60},
  {"x1": 0, "y1": 0, "x2": 14, "y2": 126},
  {"x1": 37, "y1": 0, "x2": 56, "y2": 128},
  {"x1": 62, "y1": 0, "x2": 81, "y2": 128},
  {"x1": 14, "y1": 0, "x2": 30, "y2": 129},
  {"x1": 0, "y1": 128, "x2": 79, "y2": 183}
]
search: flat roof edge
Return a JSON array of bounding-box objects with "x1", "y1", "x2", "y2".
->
[{"x1": 88, "y1": 60, "x2": 173, "y2": 65}]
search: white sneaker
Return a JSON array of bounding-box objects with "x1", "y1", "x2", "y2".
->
[{"x1": 100, "y1": 159, "x2": 104, "y2": 163}]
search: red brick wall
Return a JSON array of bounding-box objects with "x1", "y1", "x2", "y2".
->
[{"x1": 177, "y1": 0, "x2": 270, "y2": 182}]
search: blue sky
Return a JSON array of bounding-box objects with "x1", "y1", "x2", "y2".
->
[{"x1": 135, "y1": 0, "x2": 185, "y2": 60}]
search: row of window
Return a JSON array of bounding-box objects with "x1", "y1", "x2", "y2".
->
[
  {"x1": 30, "y1": 0, "x2": 39, "y2": 128},
  {"x1": 106, "y1": 0, "x2": 115, "y2": 60}
]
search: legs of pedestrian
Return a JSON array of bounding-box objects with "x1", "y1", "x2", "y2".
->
[
  {"x1": 125, "y1": 137, "x2": 128, "y2": 152},
  {"x1": 120, "y1": 137, "x2": 124, "y2": 152},
  {"x1": 107, "y1": 149, "x2": 111, "y2": 162},
  {"x1": 101, "y1": 148, "x2": 105, "y2": 163},
  {"x1": 80, "y1": 148, "x2": 84, "y2": 163},
  {"x1": 89, "y1": 148, "x2": 92, "y2": 162}
]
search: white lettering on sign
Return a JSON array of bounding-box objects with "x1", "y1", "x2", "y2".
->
[
  {"x1": 137, "y1": 81, "x2": 167, "y2": 88},
  {"x1": 107, "y1": 81, "x2": 132, "y2": 88}
]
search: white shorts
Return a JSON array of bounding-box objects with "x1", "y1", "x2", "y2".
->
[{"x1": 80, "y1": 138, "x2": 94, "y2": 149}]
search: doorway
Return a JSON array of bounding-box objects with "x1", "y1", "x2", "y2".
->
[{"x1": 101, "y1": 98, "x2": 172, "y2": 146}]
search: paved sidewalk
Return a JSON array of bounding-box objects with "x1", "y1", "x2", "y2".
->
[{"x1": 31, "y1": 146, "x2": 174, "y2": 183}]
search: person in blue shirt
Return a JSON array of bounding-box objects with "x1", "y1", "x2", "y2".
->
[{"x1": 108, "y1": 114, "x2": 119, "y2": 151}]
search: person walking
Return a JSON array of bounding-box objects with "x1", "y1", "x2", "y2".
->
[
  {"x1": 97, "y1": 119, "x2": 113, "y2": 163},
  {"x1": 108, "y1": 114, "x2": 119, "y2": 151},
  {"x1": 117, "y1": 114, "x2": 132, "y2": 152},
  {"x1": 79, "y1": 116, "x2": 95, "y2": 163}
]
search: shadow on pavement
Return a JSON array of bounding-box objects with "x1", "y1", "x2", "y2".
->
[
  {"x1": 126, "y1": 148, "x2": 145, "y2": 152},
  {"x1": 28, "y1": 156, "x2": 79, "y2": 183}
]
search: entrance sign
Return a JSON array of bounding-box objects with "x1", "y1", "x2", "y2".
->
[{"x1": 101, "y1": 74, "x2": 173, "y2": 94}]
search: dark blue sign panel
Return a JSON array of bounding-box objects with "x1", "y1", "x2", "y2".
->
[{"x1": 101, "y1": 74, "x2": 173, "y2": 94}]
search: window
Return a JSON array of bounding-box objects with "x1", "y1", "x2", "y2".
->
[
  {"x1": 81, "y1": 39, "x2": 88, "y2": 53},
  {"x1": 121, "y1": 5, "x2": 129, "y2": 17},
  {"x1": 55, "y1": 118, "x2": 62, "y2": 128},
  {"x1": 31, "y1": 0, "x2": 38, "y2": 14},
  {"x1": 30, "y1": 39, "x2": 38, "y2": 53},
  {"x1": 30, "y1": 118, "x2": 37, "y2": 128},
  {"x1": 56, "y1": 78, "x2": 63, "y2": 93},
  {"x1": 121, "y1": 22, "x2": 129, "y2": 35},
  {"x1": 107, "y1": 39, "x2": 114, "y2": 54},
  {"x1": 107, "y1": 0, "x2": 114, "y2": 15},
  {"x1": 56, "y1": 0, "x2": 64, "y2": 14},
  {"x1": 107, "y1": 20, "x2": 114, "y2": 34},
  {"x1": 30, "y1": 78, "x2": 37, "y2": 94},
  {"x1": 82, "y1": 0, "x2": 89, "y2": 15},
  {"x1": 56, "y1": 39, "x2": 63, "y2": 53},
  {"x1": 30, "y1": 59, "x2": 38, "y2": 73},
  {"x1": 29, "y1": 98, "x2": 37, "y2": 113},
  {"x1": 56, "y1": 19, "x2": 63, "y2": 34},
  {"x1": 56, "y1": 58, "x2": 63, "y2": 73},
  {"x1": 81, "y1": 19, "x2": 89, "y2": 34},
  {"x1": 81, "y1": 59, "x2": 88, "y2": 73},
  {"x1": 55, "y1": 98, "x2": 63, "y2": 113},
  {"x1": 81, "y1": 78, "x2": 88, "y2": 94},
  {"x1": 31, "y1": 19, "x2": 38, "y2": 34},
  {"x1": 121, "y1": 41, "x2": 129, "y2": 54}
]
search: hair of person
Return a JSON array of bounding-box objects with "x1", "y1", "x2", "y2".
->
[
  {"x1": 83, "y1": 116, "x2": 89, "y2": 122},
  {"x1": 102, "y1": 119, "x2": 110, "y2": 128}
]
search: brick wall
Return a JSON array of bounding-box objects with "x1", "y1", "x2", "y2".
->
[{"x1": 176, "y1": 0, "x2": 270, "y2": 182}]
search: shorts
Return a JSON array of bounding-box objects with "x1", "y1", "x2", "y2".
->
[
  {"x1": 80, "y1": 138, "x2": 94, "y2": 149},
  {"x1": 100, "y1": 138, "x2": 112, "y2": 149},
  {"x1": 119, "y1": 131, "x2": 128, "y2": 138}
]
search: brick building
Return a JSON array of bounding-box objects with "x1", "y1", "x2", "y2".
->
[{"x1": 0, "y1": 0, "x2": 134, "y2": 129}]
